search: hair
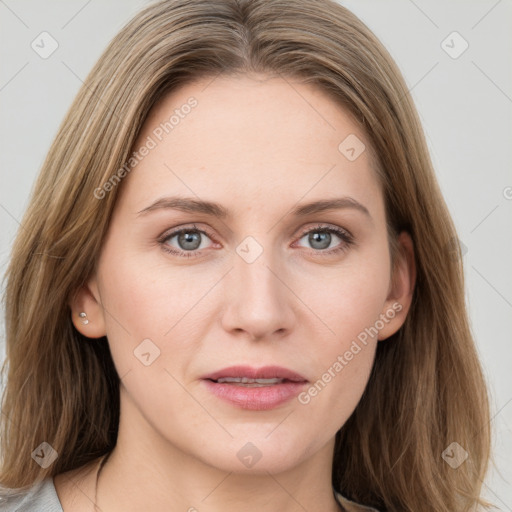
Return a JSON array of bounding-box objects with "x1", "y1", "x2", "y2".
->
[{"x1": 0, "y1": 0, "x2": 493, "y2": 510}]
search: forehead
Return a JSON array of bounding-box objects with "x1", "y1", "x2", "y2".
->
[{"x1": 117, "y1": 74, "x2": 383, "y2": 218}]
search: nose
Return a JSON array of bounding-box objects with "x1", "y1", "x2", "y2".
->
[{"x1": 220, "y1": 242, "x2": 296, "y2": 342}]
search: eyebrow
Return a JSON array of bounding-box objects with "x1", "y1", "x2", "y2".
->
[{"x1": 137, "y1": 196, "x2": 371, "y2": 219}]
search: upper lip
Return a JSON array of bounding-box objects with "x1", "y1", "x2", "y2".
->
[{"x1": 202, "y1": 365, "x2": 308, "y2": 382}]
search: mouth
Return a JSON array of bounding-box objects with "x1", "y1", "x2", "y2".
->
[
  {"x1": 210, "y1": 377, "x2": 301, "y2": 387},
  {"x1": 201, "y1": 365, "x2": 308, "y2": 410},
  {"x1": 201, "y1": 365, "x2": 308, "y2": 383}
]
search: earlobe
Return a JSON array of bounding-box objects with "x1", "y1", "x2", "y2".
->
[
  {"x1": 69, "y1": 277, "x2": 107, "y2": 339},
  {"x1": 378, "y1": 231, "x2": 416, "y2": 341},
  {"x1": 78, "y1": 312, "x2": 89, "y2": 325}
]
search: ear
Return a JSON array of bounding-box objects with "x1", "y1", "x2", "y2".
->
[
  {"x1": 378, "y1": 231, "x2": 416, "y2": 341},
  {"x1": 69, "y1": 275, "x2": 107, "y2": 339}
]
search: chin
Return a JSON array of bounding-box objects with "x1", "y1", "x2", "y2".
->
[{"x1": 193, "y1": 435, "x2": 311, "y2": 475}]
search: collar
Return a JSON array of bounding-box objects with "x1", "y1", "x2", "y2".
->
[{"x1": 333, "y1": 489, "x2": 380, "y2": 511}]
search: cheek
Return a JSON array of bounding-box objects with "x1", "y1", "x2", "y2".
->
[
  {"x1": 295, "y1": 287, "x2": 381, "y2": 430},
  {"x1": 99, "y1": 245, "x2": 195, "y2": 331},
  {"x1": 96, "y1": 243, "x2": 220, "y2": 378},
  {"x1": 297, "y1": 246, "x2": 390, "y2": 348},
  {"x1": 95, "y1": 248, "x2": 172, "y2": 372},
  {"x1": 294, "y1": 250, "x2": 389, "y2": 413}
]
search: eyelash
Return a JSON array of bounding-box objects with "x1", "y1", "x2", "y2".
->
[{"x1": 158, "y1": 223, "x2": 354, "y2": 259}]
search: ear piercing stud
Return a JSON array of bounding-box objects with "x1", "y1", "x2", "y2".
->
[{"x1": 79, "y1": 312, "x2": 89, "y2": 325}]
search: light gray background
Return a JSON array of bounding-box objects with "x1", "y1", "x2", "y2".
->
[{"x1": 0, "y1": 0, "x2": 511, "y2": 509}]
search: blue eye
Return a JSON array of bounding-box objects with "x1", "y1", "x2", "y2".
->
[
  {"x1": 160, "y1": 225, "x2": 214, "y2": 258},
  {"x1": 295, "y1": 224, "x2": 354, "y2": 256},
  {"x1": 159, "y1": 223, "x2": 354, "y2": 258}
]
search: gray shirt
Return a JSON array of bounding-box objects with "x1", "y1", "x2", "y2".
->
[
  {"x1": 0, "y1": 477, "x2": 379, "y2": 511},
  {"x1": 0, "y1": 478, "x2": 62, "y2": 512}
]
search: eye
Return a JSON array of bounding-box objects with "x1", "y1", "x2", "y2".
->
[
  {"x1": 294, "y1": 224, "x2": 354, "y2": 256},
  {"x1": 159, "y1": 223, "x2": 354, "y2": 259},
  {"x1": 159, "y1": 224, "x2": 216, "y2": 258}
]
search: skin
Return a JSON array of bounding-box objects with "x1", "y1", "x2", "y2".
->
[{"x1": 55, "y1": 73, "x2": 416, "y2": 512}]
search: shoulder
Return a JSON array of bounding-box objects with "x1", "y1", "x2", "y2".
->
[
  {"x1": 1, "y1": 478, "x2": 377, "y2": 512},
  {"x1": 334, "y1": 489, "x2": 381, "y2": 512},
  {"x1": 0, "y1": 478, "x2": 63, "y2": 512}
]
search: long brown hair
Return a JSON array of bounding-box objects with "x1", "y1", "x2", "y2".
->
[{"x1": 0, "y1": 1, "x2": 493, "y2": 510}]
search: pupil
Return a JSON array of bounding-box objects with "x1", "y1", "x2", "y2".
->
[
  {"x1": 310, "y1": 231, "x2": 331, "y2": 250},
  {"x1": 179, "y1": 231, "x2": 200, "y2": 250}
]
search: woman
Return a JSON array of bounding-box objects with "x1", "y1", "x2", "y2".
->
[{"x1": 0, "y1": 0, "x2": 493, "y2": 510}]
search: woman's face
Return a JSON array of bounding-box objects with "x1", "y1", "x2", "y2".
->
[{"x1": 78, "y1": 73, "x2": 413, "y2": 474}]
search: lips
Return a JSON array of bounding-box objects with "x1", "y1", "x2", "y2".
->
[
  {"x1": 201, "y1": 365, "x2": 308, "y2": 410},
  {"x1": 201, "y1": 365, "x2": 308, "y2": 383},
  {"x1": 215, "y1": 377, "x2": 287, "y2": 386}
]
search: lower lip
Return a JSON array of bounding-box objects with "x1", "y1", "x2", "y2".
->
[{"x1": 202, "y1": 380, "x2": 308, "y2": 410}]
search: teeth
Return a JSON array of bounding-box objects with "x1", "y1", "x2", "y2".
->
[{"x1": 216, "y1": 377, "x2": 285, "y2": 385}]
